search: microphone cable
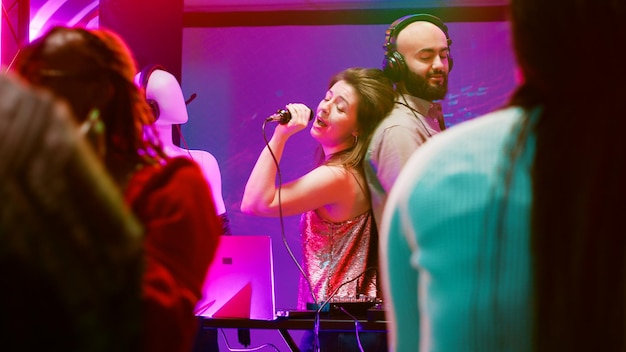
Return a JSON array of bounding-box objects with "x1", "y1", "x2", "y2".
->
[
  {"x1": 261, "y1": 113, "x2": 375, "y2": 352},
  {"x1": 395, "y1": 94, "x2": 433, "y2": 138},
  {"x1": 218, "y1": 328, "x2": 280, "y2": 352},
  {"x1": 175, "y1": 123, "x2": 194, "y2": 160},
  {"x1": 261, "y1": 119, "x2": 318, "y2": 308},
  {"x1": 176, "y1": 92, "x2": 198, "y2": 160},
  {"x1": 312, "y1": 266, "x2": 379, "y2": 352}
]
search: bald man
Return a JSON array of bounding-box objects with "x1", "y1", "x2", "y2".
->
[{"x1": 365, "y1": 14, "x2": 453, "y2": 230}]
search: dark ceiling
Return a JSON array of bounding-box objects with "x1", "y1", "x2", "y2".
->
[{"x1": 183, "y1": 0, "x2": 508, "y2": 12}]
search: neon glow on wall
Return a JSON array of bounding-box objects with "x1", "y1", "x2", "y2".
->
[{"x1": 30, "y1": 0, "x2": 99, "y2": 41}]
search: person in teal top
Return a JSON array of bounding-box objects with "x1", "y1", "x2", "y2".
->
[
  {"x1": 380, "y1": 0, "x2": 626, "y2": 350},
  {"x1": 382, "y1": 106, "x2": 535, "y2": 351}
]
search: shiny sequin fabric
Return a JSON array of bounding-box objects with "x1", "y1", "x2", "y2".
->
[{"x1": 297, "y1": 209, "x2": 379, "y2": 310}]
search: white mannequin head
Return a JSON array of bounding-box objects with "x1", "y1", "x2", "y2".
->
[
  {"x1": 134, "y1": 66, "x2": 227, "y2": 216},
  {"x1": 134, "y1": 66, "x2": 188, "y2": 126}
]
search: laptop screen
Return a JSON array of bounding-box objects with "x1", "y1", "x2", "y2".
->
[{"x1": 194, "y1": 235, "x2": 276, "y2": 321}]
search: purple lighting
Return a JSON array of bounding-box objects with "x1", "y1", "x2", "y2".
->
[{"x1": 30, "y1": 0, "x2": 99, "y2": 42}]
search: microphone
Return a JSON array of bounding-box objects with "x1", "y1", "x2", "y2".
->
[
  {"x1": 266, "y1": 107, "x2": 314, "y2": 125},
  {"x1": 185, "y1": 93, "x2": 197, "y2": 105}
]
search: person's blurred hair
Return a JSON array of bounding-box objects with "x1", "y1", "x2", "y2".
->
[
  {"x1": 13, "y1": 26, "x2": 167, "y2": 185},
  {"x1": 0, "y1": 72, "x2": 143, "y2": 351},
  {"x1": 505, "y1": 0, "x2": 626, "y2": 350}
]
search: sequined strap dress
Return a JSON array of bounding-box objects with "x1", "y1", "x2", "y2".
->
[{"x1": 297, "y1": 209, "x2": 379, "y2": 310}]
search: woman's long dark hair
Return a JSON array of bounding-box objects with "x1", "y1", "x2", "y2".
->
[
  {"x1": 0, "y1": 73, "x2": 143, "y2": 351},
  {"x1": 12, "y1": 26, "x2": 167, "y2": 188},
  {"x1": 508, "y1": 0, "x2": 626, "y2": 350}
]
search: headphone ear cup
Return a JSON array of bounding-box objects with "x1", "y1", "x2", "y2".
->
[
  {"x1": 147, "y1": 98, "x2": 160, "y2": 121},
  {"x1": 382, "y1": 14, "x2": 453, "y2": 79},
  {"x1": 139, "y1": 64, "x2": 166, "y2": 122},
  {"x1": 383, "y1": 51, "x2": 408, "y2": 83}
]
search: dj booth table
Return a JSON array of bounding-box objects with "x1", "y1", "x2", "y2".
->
[{"x1": 199, "y1": 310, "x2": 388, "y2": 352}]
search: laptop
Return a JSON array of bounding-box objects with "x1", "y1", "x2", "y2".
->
[{"x1": 194, "y1": 235, "x2": 277, "y2": 321}]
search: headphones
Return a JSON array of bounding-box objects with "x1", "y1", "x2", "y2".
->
[
  {"x1": 382, "y1": 14, "x2": 453, "y2": 82},
  {"x1": 138, "y1": 64, "x2": 166, "y2": 121}
]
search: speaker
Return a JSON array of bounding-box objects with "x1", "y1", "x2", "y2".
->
[
  {"x1": 382, "y1": 14, "x2": 453, "y2": 82},
  {"x1": 138, "y1": 64, "x2": 166, "y2": 120}
]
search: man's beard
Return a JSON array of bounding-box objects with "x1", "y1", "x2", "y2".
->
[{"x1": 404, "y1": 70, "x2": 448, "y2": 101}]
